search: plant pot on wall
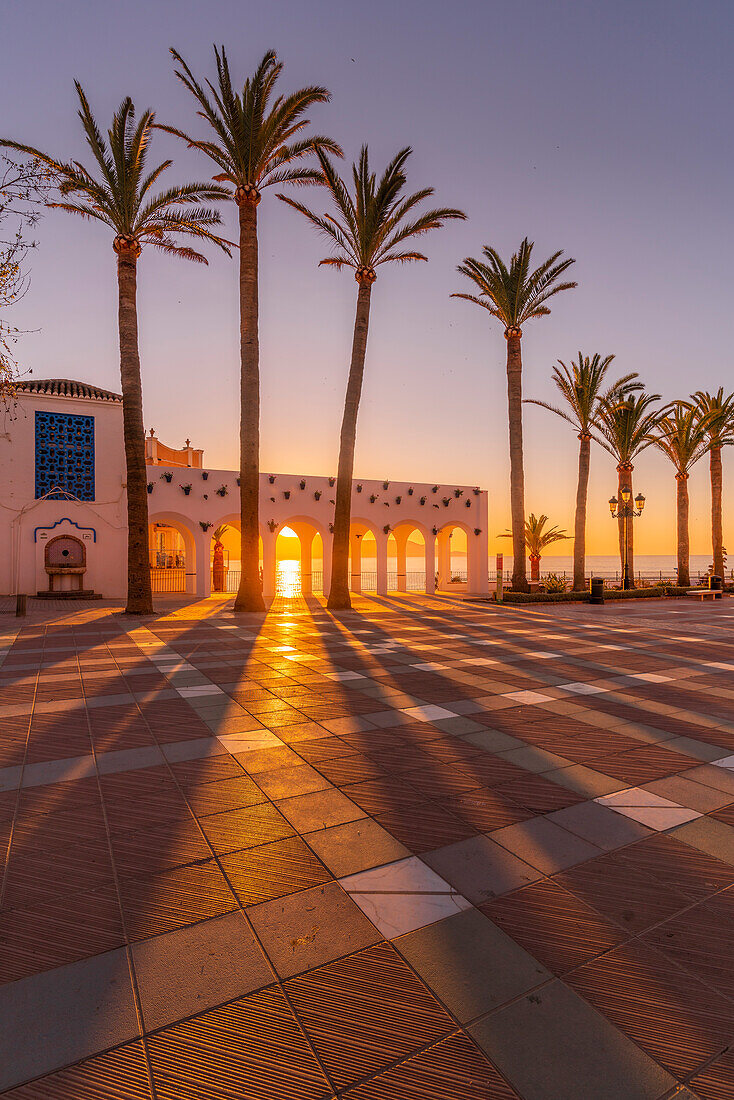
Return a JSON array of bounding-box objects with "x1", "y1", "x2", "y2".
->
[
  {"x1": 161, "y1": 472, "x2": 173, "y2": 483},
  {"x1": 147, "y1": 483, "x2": 153, "y2": 494},
  {"x1": 181, "y1": 484, "x2": 192, "y2": 495},
  {"x1": 201, "y1": 471, "x2": 209, "y2": 480}
]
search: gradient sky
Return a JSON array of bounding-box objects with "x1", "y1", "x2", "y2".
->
[{"x1": 3, "y1": 0, "x2": 734, "y2": 558}]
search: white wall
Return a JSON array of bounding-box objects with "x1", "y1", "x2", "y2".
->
[{"x1": 0, "y1": 392, "x2": 128, "y2": 597}]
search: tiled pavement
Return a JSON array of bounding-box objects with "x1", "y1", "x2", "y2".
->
[{"x1": 1, "y1": 594, "x2": 734, "y2": 1097}]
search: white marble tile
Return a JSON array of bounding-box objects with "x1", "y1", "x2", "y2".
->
[
  {"x1": 713, "y1": 755, "x2": 734, "y2": 770},
  {"x1": 595, "y1": 787, "x2": 681, "y2": 808},
  {"x1": 340, "y1": 856, "x2": 471, "y2": 938},
  {"x1": 177, "y1": 685, "x2": 224, "y2": 697},
  {"x1": 558, "y1": 682, "x2": 609, "y2": 695},
  {"x1": 325, "y1": 670, "x2": 366, "y2": 681},
  {"x1": 400, "y1": 704, "x2": 457, "y2": 722},
  {"x1": 608, "y1": 805, "x2": 701, "y2": 829},
  {"x1": 411, "y1": 662, "x2": 449, "y2": 671},
  {"x1": 502, "y1": 691, "x2": 553, "y2": 704},
  {"x1": 630, "y1": 673, "x2": 672, "y2": 683},
  {"x1": 215, "y1": 730, "x2": 281, "y2": 753},
  {"x1": 21, "y1": 755, "x2": 96, "y2": 787}
]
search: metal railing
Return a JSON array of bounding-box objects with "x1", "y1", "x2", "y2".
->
[{"x1": 150, "y1": 567, "x2": 186, "y2": 593}]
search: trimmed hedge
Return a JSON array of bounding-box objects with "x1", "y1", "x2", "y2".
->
[{"x1": 472, "y1": 585, "x2": 693, "y2": 605}]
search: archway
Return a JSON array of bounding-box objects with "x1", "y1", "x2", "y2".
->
[
  {"x1": 268, "y1": 518, "x2": 329, "y2": 598},
  {"x1": 208, "y1": 517, "x2": 261, "y2": 595},
  {"x1": 348, "y1": 520, "x2": 381, "y2": 593},
  {"x1": 147, "y1": 512, "x2": 198, "y2": 594},
  {"x1": 390, "y1": 523, "x2": 429, "y2": 592},
  {"x1": 436, "y1": 523, "x2": 469, "y2": 590}
]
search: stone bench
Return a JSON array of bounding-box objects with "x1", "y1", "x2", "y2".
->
[{"x1": 686, "y1": 588, "x2": 721, "y2": 600}]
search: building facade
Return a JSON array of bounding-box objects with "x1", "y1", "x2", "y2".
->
[{"x1": 0, "y1": 379, "x2": 490, "y2": 600}]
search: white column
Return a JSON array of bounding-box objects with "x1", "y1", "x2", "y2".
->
[
  {"x1": 437, "y1": 530, "x2": 451, "y2": 589},
  {"x1": 261, "y1": 533, "x2": 277, "y2": 602},
  {"x1": 300, "y1": 533, "x2": 314, "y2": 595},
  {"x1": 350, "y1": 534, "x2": 362, "y2": 593},
  {"x1": 376, "y1": 533, "x2": 388, "y2": 595},
  {"x1": 468, "y1": 526, "x2": 490, "y2": 595},
  {"x1": 322, "y1": 534, "x2": 332, "y2": 597},
  {"x1": 394, "y1": 530, "x2": 409, "y2": 592},
  {"x1": 425, "y1": 536, "x2": 436, "y2": 595},
  {"x1": 193, "y1": 532, "x2": 209, "y2": 597}
]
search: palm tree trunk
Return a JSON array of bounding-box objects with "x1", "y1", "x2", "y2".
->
[
  {"x1": 328, "y1": 280, "x2": 372, "y2": 610},
  {"x1": 117, "y1": 250, "x2": 153, "y2": 615},
  {"x1": 710, "y1": 445, "x2": 724, "y2": 579},
  {"x1": 617, "y1": 462, "x2": 635, "y2": 588},
  {"x1": 506, "y1": 332, "x2": 528, "y2": 591},
  {"x1": 234, "y1": 198, "x2": 266, "y2": 612},
  {"x1": 573, "y1": 432, "x2": 591, "y2": 591},
  {"x1": 676, "y1": 472, "x2": 690, "y2": 588}
]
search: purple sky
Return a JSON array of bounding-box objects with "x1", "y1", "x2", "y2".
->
[{"x1": 4, "y1": 0, "x2": 734, "y2": 556}]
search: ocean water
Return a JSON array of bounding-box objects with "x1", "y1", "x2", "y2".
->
[{"x1": 225, "y1": 553, "x2": 729, "y2": 587}]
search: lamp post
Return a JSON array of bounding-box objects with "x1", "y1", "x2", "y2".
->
[{"x1": 609, "y1": 489, "x2": 646, "y2": 590}]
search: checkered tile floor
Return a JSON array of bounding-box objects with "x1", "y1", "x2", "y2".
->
[{"x1": 1, "y1": 592, "x2": 734, "y2": 1097}]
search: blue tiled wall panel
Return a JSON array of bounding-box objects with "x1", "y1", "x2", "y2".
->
[{"x1": 35, "y1": 411, "x2": 95, "y2": 501}]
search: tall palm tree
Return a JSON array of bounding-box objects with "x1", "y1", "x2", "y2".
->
[
  {"x1": 652, "y1": 403, "x2": 710, "y2": 587},
  {"x1": 278, "y1": 146, "x2": 465, "y2": 610},
  {"x1": 594, "y1": 391, "x2": 663, "y2": 586},
  {"x1": 160, "y1": 47, "x2": 341, "y2": 612},
  {"x1": 500, "y1": 513, "x2": 570, "y2": 582},
  {"x1": 526, "y1": 353, "x2": 641, "y2": 590},
  {"x1": 452, "y1": 239, "x2": 576, "y2": 591},
  {"x1": 2, "y1": 85, "x2": 229, "y2": 614},
  {"x1": 692, "y1": 389, "x2": 734, "y2": 581}
]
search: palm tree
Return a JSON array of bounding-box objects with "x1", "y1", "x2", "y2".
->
[
  {"x1": 652, "y1": 403, "x2": 710, "y2": 588},
  {"x1": 452, "y1": 239, "x2": 576, "y2": 591},
  {"x1": 500, "y1": 513, "x2": 570, "y2": 583},
  {"x1": 278, "y1": 146, "x2": 465, "y2": 609},
  {"x1": 526, "y1": 354, "x2": 641, "y2": 590},
  {"x1": 2, "y1": 86, "x2": 229, "y2": 614},
  {"x1": 594, "y1": 391, "x2": 663, "y2": 587},
  {"x1": 160, "y1": 47, "x2": 341, "y2": 612},
  {"x1": 692, "y1": 389, "x2": 734, "y2": 581}
]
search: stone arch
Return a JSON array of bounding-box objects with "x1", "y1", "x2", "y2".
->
[
  {"x1": 268, "y1": 516, "x2": 328, "y2": 597},
  {"x1": 436, "y1": 520, "x2": 485, "y2": 593},
  {"x1": 207, "y1": 513, "x2": 264, "y2": 595},
  {"x1": 347, "y1": 518, "x2": 388, "y2": 595},
  {"x1": 389, "y1": 521, "x2": 431, "y2": 593},
  {"x1": 147, "y1": 511, "x2": 199, "y2": 594}
]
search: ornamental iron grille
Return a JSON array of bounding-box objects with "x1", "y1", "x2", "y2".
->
[{"x1": 35, "y1": 412, "x2": 95, "y2": 501}]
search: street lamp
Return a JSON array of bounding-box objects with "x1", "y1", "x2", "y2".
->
[{"x1": 609, "y1": 490, "x2": 646, "y2": 589}]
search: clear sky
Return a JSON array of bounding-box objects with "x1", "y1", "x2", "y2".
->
[{"x1": 3, "y1": 0, "x2": 733, "y2": 557}]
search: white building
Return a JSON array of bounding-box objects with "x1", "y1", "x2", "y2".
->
[{"x1": 0, "y1": 378, "x2": 490, "y2": 601}]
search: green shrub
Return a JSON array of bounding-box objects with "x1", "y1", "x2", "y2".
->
[{"x1": 543, "y1": 572, "x2": 567, "y2": 594}]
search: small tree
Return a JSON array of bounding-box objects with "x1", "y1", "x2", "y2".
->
[
  {"x1": 0, "y1": 155, "x2": 53, "y2": 409},
  {"x1": 500, "y1": 513, "x2": 570, "y2": 583}
]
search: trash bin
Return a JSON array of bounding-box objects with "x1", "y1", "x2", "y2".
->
[
  {"x1": 589, "y1": 577, "x2": 604, "y2": 605},
  {"x1": 709, "y1": 575, "x2": 723, "y2": 598}
]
